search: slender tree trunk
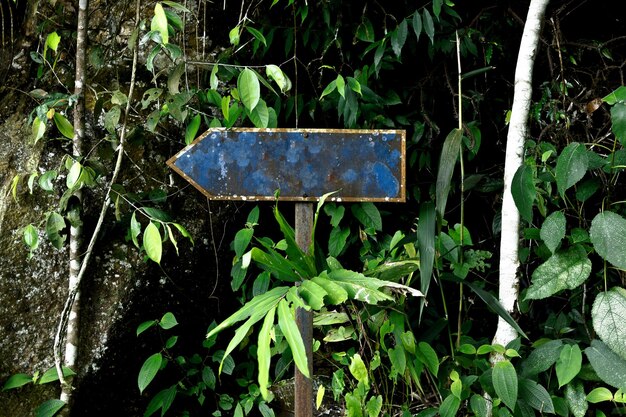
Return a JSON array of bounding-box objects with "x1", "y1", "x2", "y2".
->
[
  {"x1": 492, "y1": 0, "x2": 550, "y2": 350},
  {"x1": 58, "y1": 0, "x2": 88, "y2": 410}
]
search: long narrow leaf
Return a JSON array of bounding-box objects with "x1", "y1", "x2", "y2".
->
[
  {"x1": 274, "y1": 204, "x2": 317, "y2": 277},
  {"x1": 258, "y1": 305, "x2": 276, "y2": 399},
  {"x1": 277, "y1": 299, "x2": 309, "y2": 378},
  {"x1": 435, "y1": 128, "x2": 463, "y2": 219},
  {"x1": 206, "y1": 286, "x2": 288, "y2": 339},
  {"x1": 418, "y1": 202, "x2": 436, "y2": 322},
  {"x1": 464, "y1": 280, "x2": 528, "y2": 339},
  {"x1": 250, "y1": 247, "x2": 302, "y2": 282}
]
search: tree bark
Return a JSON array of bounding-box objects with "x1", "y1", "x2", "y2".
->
[{"x1": 492, "y1": 0, "x2": 550, "y2": 350}]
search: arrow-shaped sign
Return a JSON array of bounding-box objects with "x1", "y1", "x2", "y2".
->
[{"x1": 167, "y1": 128, "x2": 406, "y2": 202}]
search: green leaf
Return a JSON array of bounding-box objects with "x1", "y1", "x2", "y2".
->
[
  {"x1": 234, "y1": 228, "x2": 254, "y2": 259},
  {"x1": 66, "y1": 161, "x2": 82, "y2": 189},
  {"x1": 45, "y1": 31, "x2": 61, "y2": 52},
  {"x1": 556, "y1": 142, "x2": 588, "y2": 198},
  {"x1": 518, "y1": 378, "x2": 554, "y2": 413},
  {"x1": 556, "y1": 344, "x2": 582, "y2": 387},
  {"x1": 422, "y1": 8, "x2": 435, "y2": 44},
  {"x1": 2, "y1": 373, "x2": 33, "y2": 390},
  {"x1": 590, "y1": 211, "x2": 626, "y2": 269},
  {"x1": 248, "y1": 98, "x2": 269, "y2": 128},
  {"x1": 603, "y1": 86, "x2": 626, "y2": 105},
  {"x1": 257, "y1": 305, "x2": 275, "y2": 400},
  {"x1": 299, "y1": 280, "x2": 328, "y2": 310},
  {"x1": 138, "y1": 353, "x2": 162, "y2": 393},
  {"x1": 38, "y1": 170, "x2": 57, "y2": 192},
  {"x1": 266, "y1": 64, "x2": 291, "y2": 93},
  {"x1": 130, "y1": 212, "x2": 141, "y2": 248},
  {"x1": 520, "y1": 339, "x2": 563, "y2": 376},
  {"x1": 23, "y1": 224, "x2": 39, "y2": 252},
  {"x1": 525, "y1": 245, "x2": 591, "y2": 300},
  {"x1": 185, "y1": 114, "x2": 201, "y2": 145},
  {"x1": 348, "y1": 353, "x2": 368, "y2": 385},
  {"x1": 464, "y1": 281, "x2": 528, "y2": 339},
  {"x1": 277, "y1": 299, "x2": 309, "y2": 378},
  {"x1": 136, "y1": 320, "x2": 157, "y2": 336},
  {"x1": 586, "y1": 387, "x2": 613, "y2": 403},
  {"x1": 391, "y1": 19, "x2": 408, "y2": 57},
  {"x1": 143, "y1": 222, "x2": 162, "y2": 264},
  {"x1": 38, "y1": 366, "x2": 76, "y2": 384},
  {"x1": 436, "y1": 128, "x2": 463, "y2": 219},
  {"x1": 328, "y1": 269, "x2": 394, "y2": 304},
  {"x1": 32, "y1": 116, "x2": 46, "y2": 143},
  {"x1": 439, "y1": 394, "x2": 461, "y2": 417},
  {"x1": 238, "y1": 68, "x2": 260, "y2": 111},
  {"x1": 493, "y1": 360, "x2": 518, "y2": 411},
  {"x1": 366, "y1": 395, "x2": 383, "y2": 417},
  {"x1": 411, "y1": 12, "x2": 422, "y2": 43},
  {"x1": 592, "y1": 288, "x2": 626, "y2": 361},
  {"x1": 470, "y1": 394, "x2": 488, "y2": 417},
  {"x1": 336, "y1": 74, "x2": 346, "y2": 99},
  {"x1": 311, "y1": 274, "x2": 348, "y2": 305},
  {"x1": 565, "y1": 381, "x2": 588, "y2": 417},
  {"x1": 416, "y1": 342, "x2": 439, "y2": 376},
  {"x1": 511, "y1": 164, "x2": 536, "y2": 223},
  {"x1": 246, "y1": 26, "x2": 267, "y2": 46},
  {"x1": 229, "y1": 25, "x2": 240, "y2": 46},
  {"x1": 351, "y1": 202, "x2": 382, "y2": 231},
  {"x1": 53, "y1": 112, "x2": 74, "y2": 139},
  {"x1": 611, "y1": 102, "x2": 626, "y2": 145},
  {"x1": 328, "y1": 226, "x2": 350, "y2": 257},
  {"x1": 159, "y1": 312, "x2": 178, "y2": 330},
  {"x1": 585, "y1": 339, "x2": 626, "y2": 389},
  {"x1": 104, "y1": 104, "x2": 120, "y2": 134},
  {"x1": 418, "y1": 202, "x2": 436, "y2": 321},
  {"x1": 320, "y1": 79, "x2": 337, "y2": 99},
  {"x1": 541, "y1": 211, "x2": 566, "y2": 254},
  {"x1": 35, "y1": 399, "x2": 65, "y2": 417},
  {"x1": 45, "y1": 212, "x2": 66, "y2": 250},
  {"x1": 151, "y1": 3, "x2": 169, "y2": 44}
]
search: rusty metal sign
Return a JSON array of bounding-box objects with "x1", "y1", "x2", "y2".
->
[{"x1": 166, "y1": 128, "x2": 406, "y2": 202}]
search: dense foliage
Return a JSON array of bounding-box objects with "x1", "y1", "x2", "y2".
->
[{"x1": 3, "y1": 0, "x2": 626, "y2": 416}]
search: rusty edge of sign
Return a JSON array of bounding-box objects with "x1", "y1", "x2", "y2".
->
[{"x1": 166, "y1": 127, "x2": 407, "y2": 203}]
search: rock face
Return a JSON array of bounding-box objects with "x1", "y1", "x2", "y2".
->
[{"x1": 0, "y1": 24, "x2": 238, "y2": 417}]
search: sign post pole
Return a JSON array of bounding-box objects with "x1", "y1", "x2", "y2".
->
[{"x1": 294, "y1": 203, "x2": 314, "y2": 417}]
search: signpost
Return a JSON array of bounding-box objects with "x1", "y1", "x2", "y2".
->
[{"x1": 167, "y1": 127, "x2": 405, "y2": 417}]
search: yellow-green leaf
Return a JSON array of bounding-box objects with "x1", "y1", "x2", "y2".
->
[
  {"x1": 53, "y1": 113, "x2": 74, "y2": 139},
  {"x1": 277, "y1": 299, "x2": 309, "y2": 378},
  {"x1": 258, "y1": 305, "x2": 276, "y2": 399},
  {"x1": 151, "y1": 3, "x2": 169, "y2": 44},
  {"x1": 143, "y1": 222, "x2": 162, "y2": 264}
]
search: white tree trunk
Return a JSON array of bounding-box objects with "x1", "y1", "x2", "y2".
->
[{"x1": 492, "y1": 0, "x2": 550, "y2": 349}]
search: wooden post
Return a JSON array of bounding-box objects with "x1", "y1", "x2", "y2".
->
[{"x1": 294, "y1": 203, "x2": 314, "y2": 417}]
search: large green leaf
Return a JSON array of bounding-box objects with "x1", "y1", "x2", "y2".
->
[
  {"x1": 247, "y1": 99, "x2": 269, "y2": 128},
  {"x1": 556, "y1": 344, "x2": 582, "y2": 387},
  {"x1": 299, "y1": 279, "x2": 328, "y2": 310},
  {"x1": 277, "y1": 299, "x2": 309, "y2": 378},
  {"x1": 518, "y1": 378, "x2": 554, "y2": 413},
  {"x1": 45, "y1": 211, "x2": 66, "y2": 250},
  {"x1": 351, "y1": 202, "x2": 382, "y2": 231},
  {"x1": 53, "y1": 112, "x2": 74, "y2": 139},
  {"x1": 585, "y1": 339, "x2": 626, "y2": 389},
  {"x1": 610, "y1": 102, "x2": 626, "y2": 145},
  {"x1": 540, "y1": 211, "x2": 566, "y2": 254},
  {"x1": 151, "y1": 3, "x2": 169, "y2": 44},
  {"x1": 565, "y1": 381, "x2": 588, "y2": 417},
  {"x1": 590, "y1": 211, "x2": 626, "y2": 269},
  {"x1": 493, "y1": 360, "x2": 518, "y2": 411},
  {"x1": 138, "y1": 353, "x2": 162, "y2": 393},
  {"x1": 249, "y1": 247, "x2": 300, "y2": 282},
  {"x1": 328, "y1": 269, "x2": 394, "y2": 304},
  {"x1": 438, "y1": 394, "x2": 461, "y2": 417},
  {"x1": 592, "y1": 288, "x2": 626, "y2": 361},
  {"x1": 311, "y1": 273, "x2": 348, "y2": 304},
  {"x1": 2, "y1": 373, "x2": 33, "y2": 390},
  {"x1": 525, "y1": 245, "x2": 591, "y2": 300},
  {"x1": 238, "y1": 68, "x2": 260, "y2": 111},
  {"x1": 520, "y1": 339, "x2": 563, "y2": 377},
  {"x1": 274, "y1": 204, "x2": 316, "y2": 276},
  {"x1": 234, "y1": 228, "x2": 254, "y2": 258},
  {"x1": 511, "y1": 164, "x2": 536, "y2": 223},
  {"x1": 418, "y1": 202, "x2": 436, "y2": 321},
  {"x1": 257, "y1": 305, "x2": 276, "y2": 399},
  {"x1": 206, "y1": 286, "x2": 288, "y2": 339},
  {"x1": 435, "y1": 128, "x2": 463, "y2": 219},
  {"x1": 555, "y1": 142, "x2": 588, "y2": 198}
]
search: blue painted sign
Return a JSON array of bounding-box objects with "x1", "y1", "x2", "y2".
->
[{"x1": 166, "y1": 128, "x2": 405, "y2": 202}]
